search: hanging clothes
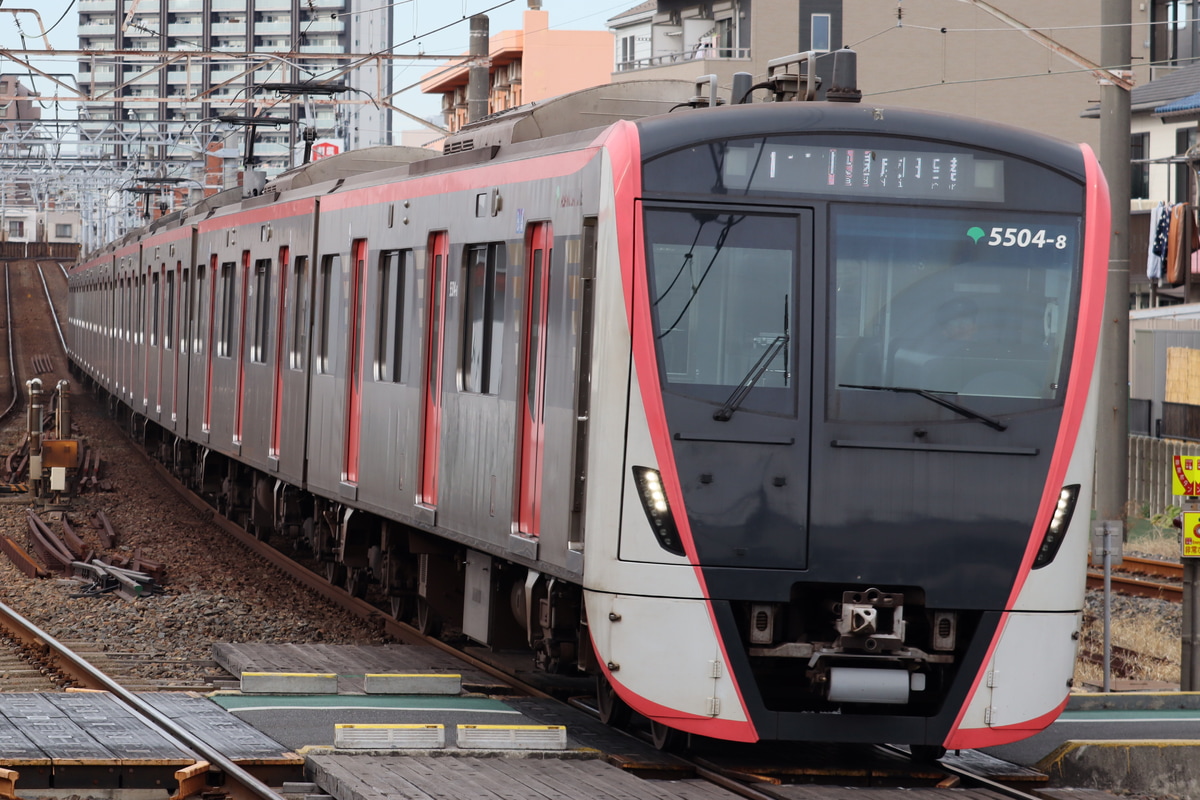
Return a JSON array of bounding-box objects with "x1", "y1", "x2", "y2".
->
[
  {"x1": 1148, "y1": 201, "x2": 1167, "y2": 281},
  {"x1": 1167, "y1": 203, "x2": 1191, "y2": 286}
]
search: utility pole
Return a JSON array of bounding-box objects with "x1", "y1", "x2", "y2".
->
[
  {"x1": 467, "y1": 16, "x2": 490, "y2": 124},
  {"x1": 1095, "y1": 0, "x2": 1131, "y2": 528}
]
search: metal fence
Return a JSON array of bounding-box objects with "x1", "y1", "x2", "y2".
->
[
  {"x1": 1128, "y1": 434, "x2": 1200, "y2": 517},
  {"x1": 0, "y1": 242, "x2": 79, "y2": 260},
  {"x1": 1162, "y1": 401, "x2": 1200, "y2": 442}
]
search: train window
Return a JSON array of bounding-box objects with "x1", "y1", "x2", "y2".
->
[
  {"x1": 644, "y1": 209, "x2": 796, "y2": 416},
  {"x1": 165, "y1": 268, "x2": 175, "y2": 350},
  {"x1": 252, "y1": 258, "x2": 271, "y2": 364},
  {"x1": 376, "y1": 249, "x2": 410, "y2": 383},
  {"x1": 193, "y1": 263, "x2": 205, "y2": 355},
  {"x1": 139, "y1": 275, "x2": 146, "y2": 344},
  {"x1": 217, "y1": 261, "x2": 236, "y2": 358},
  {"x1": 290, "y1": 256, "x2": 308, "y2": 370},
  {"x1": 150, "y1": 272, "x2": 160, "y2": 347},
  {"x1": 832, "y1": 206, "x2": 1080, "y2": 402},
  {"x1": 461, "y1": 242, "x2": 507, "y2": 394},
  {"x1": 317, "y1": 254, "x2": 337, "y2": 374}
]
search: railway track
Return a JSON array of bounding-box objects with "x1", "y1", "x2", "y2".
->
[{"x1": 1086, "y1": 554, "x2": 1183, "y2": 601}]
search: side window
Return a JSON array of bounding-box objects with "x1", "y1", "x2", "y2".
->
[
  {"x1": 290, "y1": 255, "x2": 308, "y2": 370},
  {"x1": 375, "y1": 249, "x2": 409, "y2": 382},
  {"x1": 217, "y1": 261, "x2": 235, "y2": 358},
  {"x1": 150, "y1": 271, "x2": 160, "y2": 346},
  {"x1": 461, "y1": 242, "x2": 507, "y2": 394},
  {"x1": 317, "y1": 254, "x2": 337, "y2": 374},
  {"x1": 252, "y1": 258, "x2": 271, "y2": 363},
  {"x1": 193, "y1": 263, "x2": 206, "y2": 355},
  {"x1": 165, "y1": 268, "x2": 176, "y2": 350}
]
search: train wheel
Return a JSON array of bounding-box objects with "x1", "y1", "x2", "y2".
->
[
  {"x1": 910, "y1": 745, "x2": 946, "y2": 762},
  {"x1": 416, "y1": 597, "x2": 442, "y2": 637},
  {"x1": 595, "y1": 673, "x2": 632, "y2": 728},
  {"x1": 650, "y1": 720, "x2": 686, "y2": 752},
  {"x1": 345, "y1": 567, "x2": 369, "y2": 599},
  {"x1": 324, "y1": 561, "x2": 346, "y2": 587}
]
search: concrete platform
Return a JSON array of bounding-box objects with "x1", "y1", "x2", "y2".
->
[
  {"x1": 0, "y1": 692, "x2": 299, "y2": 793},
  {"x1": 306, "y1": 753, "x2": 739, "y2": 800},
  {"x1": 213, "y1": 643, "x2": 502, "y2": 695}
]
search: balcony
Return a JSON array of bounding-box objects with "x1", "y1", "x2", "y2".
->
[
  {"x1": 211, "y1": 22, "x2": 248, "y2": 36},
  {"x1": 301, "y1": 18, "x2": 344, "y2": 34},
  {"x1": 167, "y1": 22, "x2": 203, "y2": 37},
  {"x1": 79, "y1": 22, "x2": 117, "y2": 36},
  {"x1": 254, "y1": 0, "x2": 297, "y2": 10},
  {"x1": 616, "y1": 46, "x2": 751, "y2": 72},
  {"x1": 254, "y1": 21, "x2": 293, "y2": 35}
]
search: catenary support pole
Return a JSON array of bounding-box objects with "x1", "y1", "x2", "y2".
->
[{"x1": 1095, "y1": 0, "x2": 1131, "y2": 532}]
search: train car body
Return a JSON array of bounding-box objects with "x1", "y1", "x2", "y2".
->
[{"x1": 68, "y1": 75, "x2": 1108, "y2": 752}]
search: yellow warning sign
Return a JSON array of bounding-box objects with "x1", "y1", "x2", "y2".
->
[
  {"x1": 1172, "y1": 455, "x2": 1200, "y2": 496},
  {"x1": 1185, "y1": 512, "x2": 1200, "y2": 559}
]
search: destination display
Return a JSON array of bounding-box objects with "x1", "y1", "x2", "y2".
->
[{"x1": 721, "y1": 144, "x2": 1005, "y2": 202}]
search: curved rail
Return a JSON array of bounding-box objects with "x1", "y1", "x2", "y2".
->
[
  {"x1": 36, "y1": 263, "x2": 67, "y2": 356},
  {"x1": 0, "y1": 596, "x2": 286, "y2": 800},
  {"x1": 0, "y1": 265, "x2": 16, "y2": 422}
]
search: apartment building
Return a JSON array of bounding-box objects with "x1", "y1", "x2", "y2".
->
[
  {"x1": 76, "y1": 0, "x2": 392, "y2": 176},
  {"x1": 420, "y1": 9, "x2": 613, "y2": 136}
]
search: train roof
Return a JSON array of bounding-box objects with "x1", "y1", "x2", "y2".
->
[{"x1": 633, "y1": 101, "x2": 1088, "y2": 179}]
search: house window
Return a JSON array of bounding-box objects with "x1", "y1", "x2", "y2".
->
[
  {"x1": 7, "y1": 220, "x2": 23, "y2": 239},
  {"x1": 1131, "y1": 132, "x2": 1150, "y2": 201},
  {"x1": 461, "y1": 242, "x2": 507, "y2": 394},
  {"x1": 811, "y1": 13, "x2": 832, "y2": 53},
  {"x1": 1177, "y1": 127, "x2": 1197, "y2": 204},
  {"x1": 55, "y1": 223, "x2": 72, "y2": 238}
]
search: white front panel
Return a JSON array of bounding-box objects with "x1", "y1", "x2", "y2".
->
[{"x1": 586, "y1": 590, "x2": 747, "y2": 723}]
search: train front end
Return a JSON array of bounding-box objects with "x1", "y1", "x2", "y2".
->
[{"x1": 586, "y1": 101, "x2": 1108, "y2": 749}]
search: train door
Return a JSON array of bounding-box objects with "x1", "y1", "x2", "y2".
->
[
  {"x1": 517, "y1": 222, "x2": 552, "y2": 537},
  {"x1": 203, "y1": 253, "x2": 217, "y2": 433},
  {"x1": 234, "y1": 250, "x2": 250, "y2": 445},
  {"x1": 271, "y1": 247, "x2": 289, "y2": 459},
  {"x1": 419, "y1": 231, "x2": 448, "y2": 506},
  {"x1": 344, "y1": 239, "x2": 368, "y2": 483}
]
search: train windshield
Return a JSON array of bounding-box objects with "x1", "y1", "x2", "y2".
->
[
  {"x1": 833, "y1": 206, "x2": 1080, "y2": 401},
  {"x1": 644, "y1": 208, "x2": 797, "y2": 416}
]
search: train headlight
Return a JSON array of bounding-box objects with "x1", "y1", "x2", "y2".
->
[
  {"x1": 632, "y1": 466, "x2": 686, "y2": 556},
  {"x1": 1033, "y1": 484, "x2": 1080, "y2": 569}
]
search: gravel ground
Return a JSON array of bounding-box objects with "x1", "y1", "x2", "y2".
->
[{"x1": 0, "y1": 385, "x2": 391, "y2": 688}]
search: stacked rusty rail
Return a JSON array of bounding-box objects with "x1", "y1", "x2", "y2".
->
[{"x1": 1086, "y1": 555, "x2": 1183, "y2": 601}]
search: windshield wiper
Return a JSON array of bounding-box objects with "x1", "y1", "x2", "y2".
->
[
  {"x1": 839, "y1": 383, "x2": 1008, "y2": 432},
  {"x1": 714, "y1": 335, "x2": 789, "y2": 421}
]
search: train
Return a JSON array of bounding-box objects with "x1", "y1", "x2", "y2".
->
[{"x1": 67, "y1": 53, "x2": 1108, "y2": 754}]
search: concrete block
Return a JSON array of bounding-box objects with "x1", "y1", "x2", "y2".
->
[
  {"x1": 1038, "y1": 739, "x2": 1200, "y2": 798},
  {"x1": 240, "y1": 672, "x2": 337, "y2": 694},
  {"x1": 456, "y1": 724, "x2": 567, "y2": 751},
  {"x1": 334, "y1": 724, "x2": 446, "y2": 750},
  {"x1": 280, "y1": 782, "x2": 320, "y2": 794},
  {"x1": 363, "y1": 673, "x2": 461, "y2": 695}
]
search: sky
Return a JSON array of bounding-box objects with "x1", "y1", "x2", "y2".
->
[{"x1": 0, "y1": 0, "x2": 629, "y2": 127}]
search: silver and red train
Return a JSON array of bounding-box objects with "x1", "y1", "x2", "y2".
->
[{"x1": 68, "y1": 64, "x2": 1108, "y2": 753}]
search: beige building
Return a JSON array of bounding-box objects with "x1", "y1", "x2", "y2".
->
[
  {"x1": 421, "y1": 9, "x2": 614, "y2": 135},
  {"x1": 607, "y1": 1, "x2": 1169, "y2": 151}
]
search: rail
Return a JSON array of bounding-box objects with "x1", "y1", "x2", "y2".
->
[
  {"x1": 0, "y1": 265, "x2": 15, "y2": 422},
  {"x1": 1086, "y1": 555, "x2": 1182, "y2": 601},
  {"x1": 36, "y1": 263, "x2": 67, "y2": 355},
  {"x1": 0, "y1": 598, "x2": 286, "y2": 800}
]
